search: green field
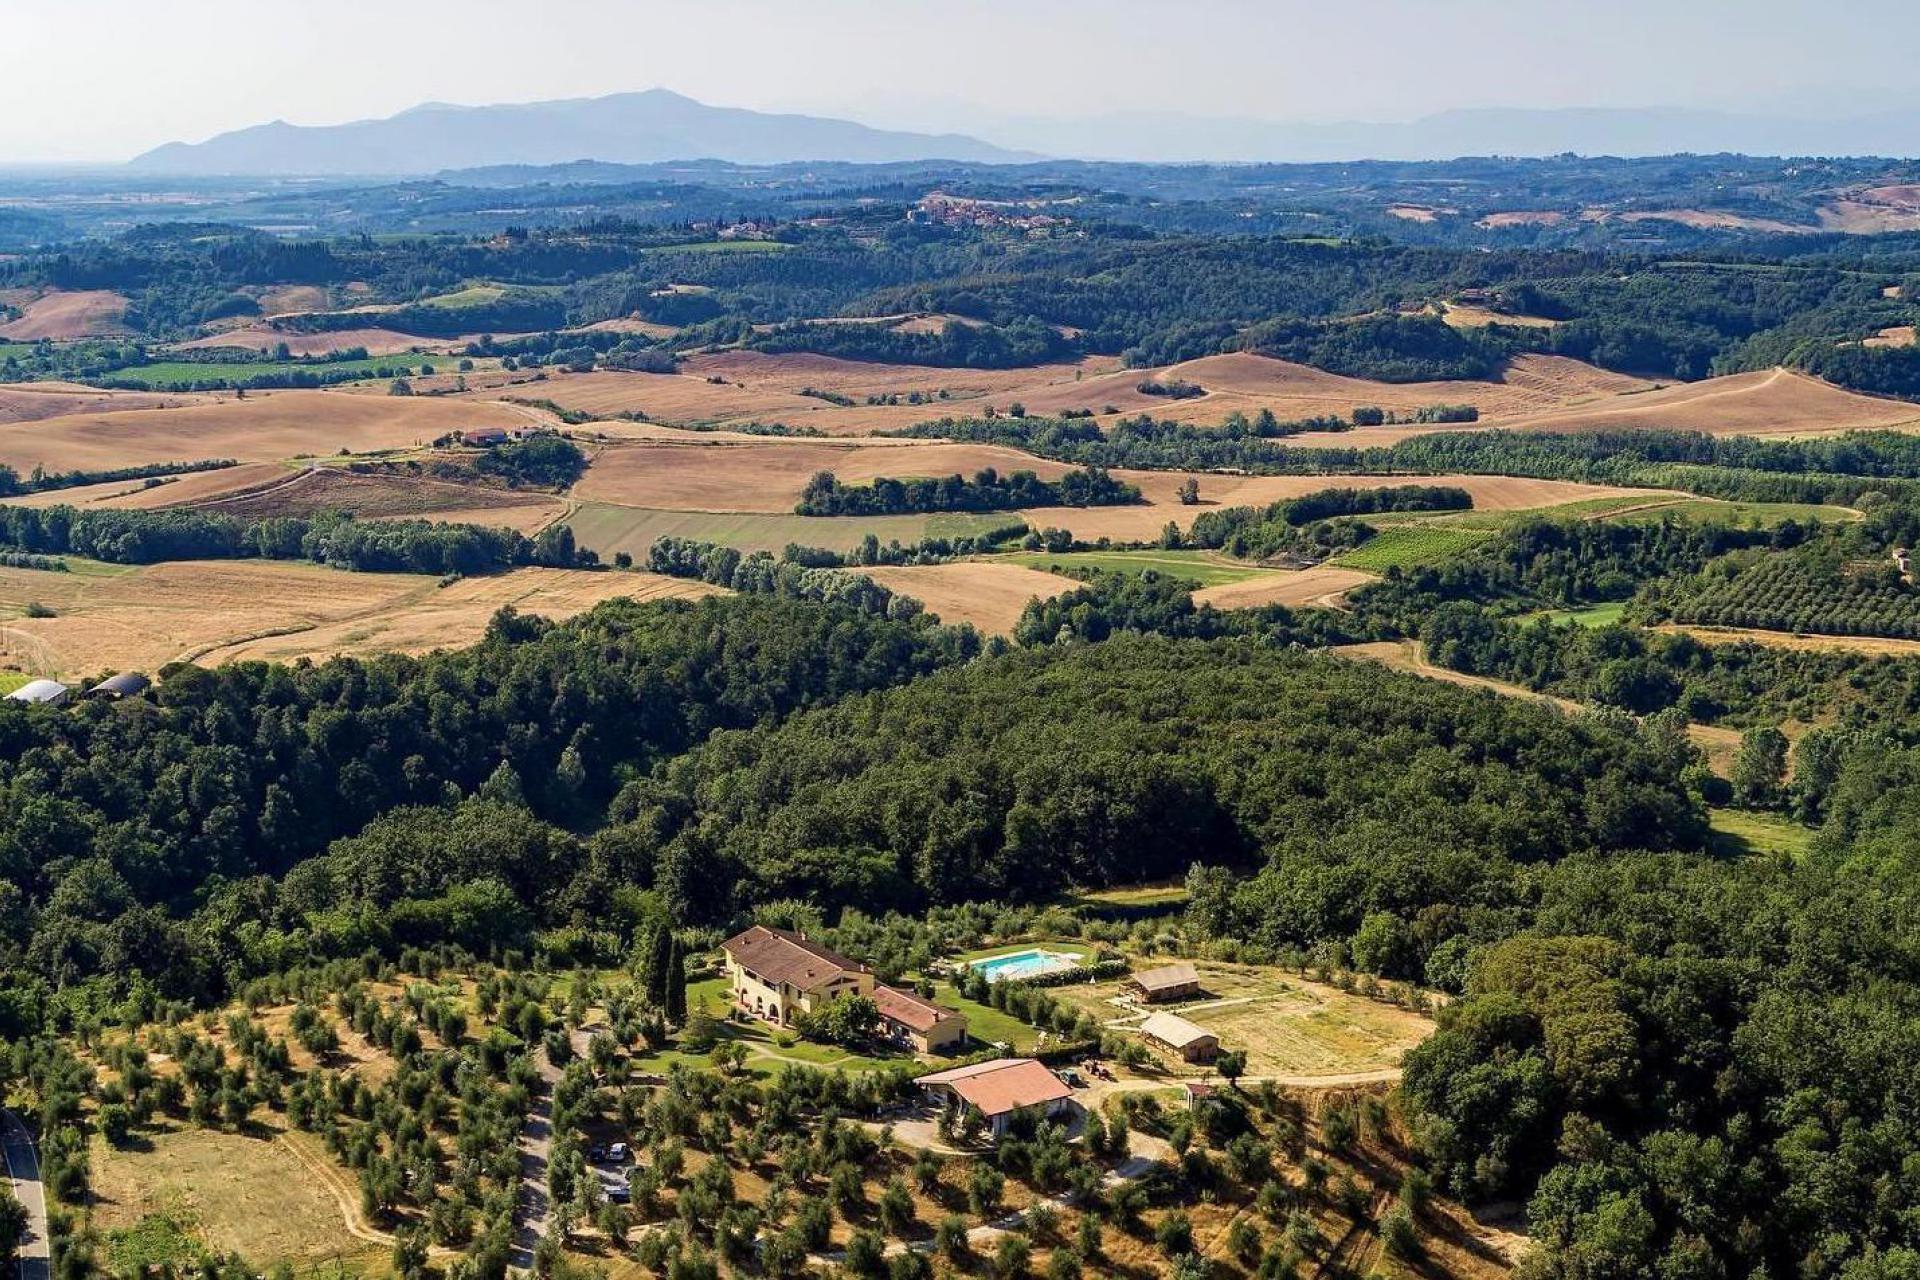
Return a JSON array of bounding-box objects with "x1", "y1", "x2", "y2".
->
[
  {"x1": 568, "y1": 501, "x2": 1021, "y2": 558},
  {"x1": 1624, "y1": 499, "x2": 1863, "y2": 527},
  {"x1": 1538, "y1": 601, "x2": 1630, "y2": 628},
  {"x1": 1708, "y1": 807, "x2": 1817, "y2": 859},
  {"x1": 1333, "y1": 524, "x2": 1497, "y2": 570},
  {"x1": 1004, "y1": 548, "x2": 1272, "y2": 586}
]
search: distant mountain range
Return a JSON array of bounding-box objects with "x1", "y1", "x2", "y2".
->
[
  {"x1": 126, "y1": 92, "x2": 1920, "y2": 176},
  {"x1": 973, "y1": 106, "x2": 1920, "y2": 162},
  {"x1": 128, "y1": 90, "x2": 1032, "y2": 175}
]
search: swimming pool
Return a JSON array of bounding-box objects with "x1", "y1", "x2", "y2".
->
[{"x1": 967, "y1": 948, "x2": 1082, "y2": 983}]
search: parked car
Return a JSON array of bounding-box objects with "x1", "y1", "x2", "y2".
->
[
  {"x1": 608, "y1": 1142, "x2": 630, "y2": 1163},
  {"x1": 605, "y1": 1180, "x2": 632, "y2": 1204}
]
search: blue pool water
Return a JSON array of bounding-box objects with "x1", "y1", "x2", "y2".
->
[{"x1": 968, "y1": 948, "x2": 1080, "y2": 982}]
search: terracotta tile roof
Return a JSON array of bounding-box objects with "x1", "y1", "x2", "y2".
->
[
  {"x1": 1139, "y1": 1012, "x2": 1217, "y2": 1049},
  {"x1": 721, "y1": 925, "x2": 866, "y2": 993},
  {"x1": 918, "y1": 1058, "x2": 1072, "y2": 1117},
  {"x1": 872, "y1": 984, "x2": 960, "y2": 1035},
  {"x1": 1132, "y1": 962, "x2": 1200, "y2": 992}
]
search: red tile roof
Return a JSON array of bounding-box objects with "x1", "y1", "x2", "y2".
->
[
  {"x1": 721, "y1": 926, "x2": 866, "y2": 993},
  {"x1": 918, "y1": 1058, "x2": 1072, "y2": 1118},
  {"x1": 872, "y1": 984, "x2": 960, "y2": 1035}
]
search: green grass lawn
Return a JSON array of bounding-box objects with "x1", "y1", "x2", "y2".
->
[
  {"x1": 1004, "y1": 549, "x2": 1272, "y2": 587},
  {"x1": 1708, "y1": 807, "x2": 1817, "y2": 859},
  {"x1": 1334, "y1": 524, "x2": 1497, "y2": 571},
  {"x1": 1537, "y1": 601, "x2": 1630, "y2": 628},
  {"x1": 931, "y1": 983, "x2": 1040, "y2": 1053},
  {"x1": 413, "y1": 283, "x2": 508, "y2": 310}
]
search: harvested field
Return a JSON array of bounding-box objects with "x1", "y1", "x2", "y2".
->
[
  {"x1": 165, "y1": 465, "x2": 566, "y2": 528},
  {"x1": 1023, "y1": 473, "x2": 1652, "y2": 544},
  {"x1": 1478, "y1": 210, "x2": 1568, "y2": 228},
  {"x1": 566, "y1": 500, "x2": 1017, "y2": 558},
  {"x1": 483, "y1": 349, "x2": 1676, "y2": 436},
  {"x1": 0, "y1": 558, "x2": 710, "y2": 678},
  {"x1": 1613, "y1": 208, "x2": 1813, "y2": 234},
  {"x1": 571, "y1": 437, "x2": 1067, "y2": 512},
  {"x1": 1441, "y1": 302, "x2": 1558, "y2": 329},
  {"x1": 171, "y1": 326, "x2": 462, "y2": 357},
  {"x1": 3, "y1": 462, "x2": 292, "y2": 510},
  {"x1": 0, "y1": 389, "x2": 536, "y2": 473},
  {"x1": 90, "y1": 1125, "x2": 378, "y2": 1271},
  {"x1": 255, "y1": 284, "x2": 331, "y2": 316},
  {"x1": 1866, "y1": 326, "x2": 1917, "y2": 349},
  {"x1": 0, "y1": 289, "x2": 132, "y2": 339},
  {"x1": 200, "y1": 568, "x2": 718, "y2": 664},
  {"x1": 0, "y1": 381, "x2": 199, "y2": 424},
  {"x1": 1652, "y1": 623, "x2": 1920, "y2": 656},
  {"x1": 856, "y1": 562, "x2": 1072, "y2": 633},
  {"x1": 1192, "y1": 566, "x2": 1378, "y2": 610}
]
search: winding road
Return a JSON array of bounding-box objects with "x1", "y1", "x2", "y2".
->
[{"x1": 1, "y1": 1109, "x2": 48, "y2": 1280}]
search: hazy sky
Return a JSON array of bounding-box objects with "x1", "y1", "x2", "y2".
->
[{"x1": 8, "y1": 0, "x2": 1919, "y2": 162}]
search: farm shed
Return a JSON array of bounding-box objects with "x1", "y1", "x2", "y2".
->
[
  {"x1": 6, "y1": 679, "x2": 69, "y2": 706},
  {"x1": 1139, "y1": 1011, "x2": 1220, "y2": 1063},
  {"x1": 88, "y1": 672, "x2": 151, "y2": 700},
  {"x1": 1129, "y1": 962, "x2": 1201, "y2": 1003}
]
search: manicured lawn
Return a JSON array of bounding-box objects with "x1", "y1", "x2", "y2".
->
[
  {"x1": 932, "y1": 983, "x2": 1040, "y2": 1053},
  {"x1": 1003, "y1": 549, "x2": 1270, "y2": 587},
  {"x1": 1708, "y1": 807, "x2": 1817, "y2": 859}
]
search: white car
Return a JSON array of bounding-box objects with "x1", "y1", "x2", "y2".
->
[{"x1": 607, "y1": 1142, "x2": 630, "y2": 1163}]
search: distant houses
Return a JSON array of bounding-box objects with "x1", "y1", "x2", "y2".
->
[
  {"x1": 917, "y1": 1058, "x2": 1074, "y2": 1138},
  {"x1": 720, "y1": 924, "x2": 967, "y2": 1053},
  {"x1": 1139, "y1": 1011, "x2": 1220, "y2": 1063},
  {"x1": 1128, "y1": 962, "x2": 1202, "y2": 1004}
]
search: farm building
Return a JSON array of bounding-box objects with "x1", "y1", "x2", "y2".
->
[
  {"x1": 1139, "y1": 1011, "x2": 1220, "y2": 1063},
  {"x1": 917, "y1": 1058, "x2": 1075, "y2": 1138},
  {"x1": 1129, "y1": 962, "x2": 1202, "y2": 1003},
  {"x1": 460, "y1": 427, "x2": 511, "y2": 446},
  {"x1": 721, "y1": 925, "x2": 872, "y2": 1028},
  {"x1": 721, "y1": 926, "x2": 969, "y2": 1051},
  {"x1": 6, "y1": 679, "x2": 69, "y2": 706},
  {"x1": 871, "y1": 983, "x2": 968, "y2": 1054},
  {"x1": 87, "y1": 672, "x2": 150, "y2": 700}
]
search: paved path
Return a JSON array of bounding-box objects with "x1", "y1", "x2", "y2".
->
[
  {"x1": 2, "y1": 1110, "x2": 49, "y2": 1280},
  {"x1": 510, "y1": 1026, "x2": 594, "y2": 1273}
]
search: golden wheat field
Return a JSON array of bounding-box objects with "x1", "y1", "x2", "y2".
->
[
  {"x1": 0, "y1": 559, "x2": 716, "y2": 679},
  {"x1": 855, "y1": 561, "x2": 1073, "y2": 633}
]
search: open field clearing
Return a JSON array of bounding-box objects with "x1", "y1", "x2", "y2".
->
[
  {"x1": 0, "y1": 289, "x2": 132, "y2": 339},
  {"x1": 565, "y1": 499, "x2": 1016, "y2": 557},
  {"x1": 1005, "y1": 548, "x2": 1272, "y2": 587},
  {"x1": 1192, "y1": 565, "x2": 1379, "y2": 609},
  {"x1": 0, "y1": 389, "x2": 535, "y2": 473},
  {"x1": 1866, "y1": 325, "x2": 1917, "y2": 348},
  {"x1": 1709, "y1": 807, "x2": 1817, "y2": 859},
  {"x1": 1022, "y1": 473, "x2": 1645, "y2": 545},
  {"x1": 855, "y1": 561, "x2": 1071, "y2": 633},
  {"x1": 1493, "y1": 366, "x2": 1920, "y2": 437},
  {"x1": 90, "y1": 1125, "x2": 381, "y2": 1273},
  {"x1": 1440, "y1": 301, "x2": 1559, "y2": 328},
  {"x1": 1054, "y1": 959, "x2": 1434, "y2": 1080},
  {"x1": 255, "y1": 284, "x2": 332, "y2": 316},
  {"x1": 1333, "y1": 524, "x2": 1500, "y2": 570},
  {"x1": 201, "y1": 568, "x2": 716, "y2": 664},
  {"x1": 1651, "y1": 623, "x2": 1920, "y2": 656},
  {"x1": 172, "y1": 326, "x2": 475, "y2": 357},
  {"x1": 4, "y1": 461, "x2": 294, "y2": 509},
  {"x1": 128, "y1": 464, "x2": 569, "y2": 530},
  {"x1": 0, "y1": 558, "x2": 713, "y2": 677},
  {"x1": 0, "y1": 381, "x2": 200, "y2": 424},
  {"x1": 570, "y1": 437, "x2": 1067, "y2": 511}
]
